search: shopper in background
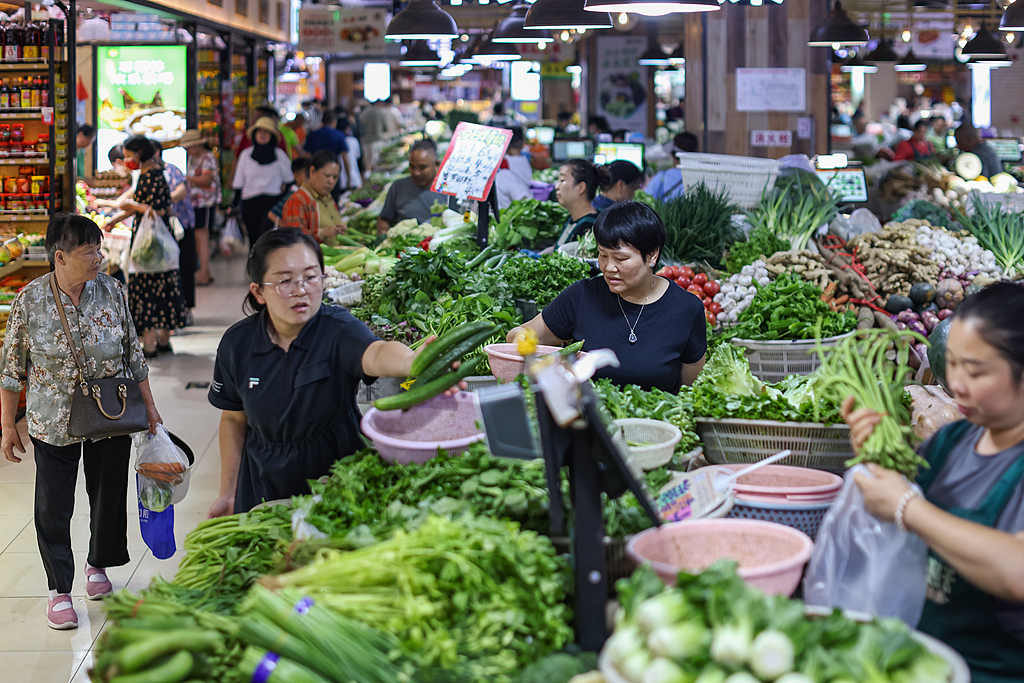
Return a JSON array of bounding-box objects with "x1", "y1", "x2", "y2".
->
[
  {"x1": 507, "y1": 202, "x2": 707, "y2": 393},
  {"x1": 231, "y1": 117, "x2": 294, "y2": 248},
  {"x1": 280, "y1": 150, "x2": 344, "y2": 243},
  {"x1": 504, "y1": 127, "x2": 532, "y2": 185},
  {"x1": 593, "y1": 160, "x2": 644, "y2": 212},
  {"x1": 360, "y1": 99, "x2": 393, "y2": 174},
  {"x1": 109, "y1": 135, "x2": 188, "y2": 357},
  {"x1": 345, "y1": 102, "x2": 366, "y2": 178},
  {"x1": 646, "y1": 132, "x2": 699, "y2": 202},
  {"x1": 955, "y1": 123, "x2": 1003, "y2": 180},
  {"x1": 490, "y1": 101, "x2": 515, "y2": 128},
  {"x1": 206, "y1": 229, "x2": 464, "y2": 516},
  {"x1": 279, "y1": 114, "x2": 307, "y2": 160},
  {"x1": 0, "y1": 213, "x2": 162, "y2": 630},
  {"x1": 154, "y1": 143, "x2": 196, "y2": 325},
  {"x1": 376, "y1": 140, "x2": 448, "y2": 233},
  {"x1": 843, "y1": 282, "x2": 1024, "y2": 682},
  {"x1": 269, "y1": 157, "x2": 312, "y2": 227},
  {"x1": 588, "y1": 116, "x2": 612, "y2": 139},
  {"x1": 182, "y1": 130, "x2": 220, "y2": 287},
  {"x1": 335, "y1": 115, "x2": 362, "y2": 190},
  {"x1": 302, "y1": 109, "x2": 351, "y2": 196},
  {"x1": 553, "y1": 158, "x2": 606, "y2": 248},
  {"x1": 893, "y1": 119, "x2": 935, "y2": 162},
  {"x1": 76, "y1": 123, "x2": 96, "y2": 151}
]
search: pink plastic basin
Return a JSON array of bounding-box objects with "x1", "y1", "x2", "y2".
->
[{"x1": 360, "y1": 392, "x2": 484, "y2": 464}]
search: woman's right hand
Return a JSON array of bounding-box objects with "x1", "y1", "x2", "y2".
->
[
  {"x1": 207, "y1": 494, "x2": 235, "y2": 519},
  {"x1": 841, "y1": 395, "x2": 883, "y2": 456},
  {"x1": 1, "y1": 425, "x2": 25, "y2": 463}
]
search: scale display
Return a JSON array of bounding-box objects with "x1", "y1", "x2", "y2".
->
[
  {"x1": 816, "y1": 168, "x2": 869, "y2": 203},
  {"x1": 988, "y1": 139, "x2": 1023, "y2": 162}
]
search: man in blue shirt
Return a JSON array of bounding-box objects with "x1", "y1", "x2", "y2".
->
[{"x1": 303, "y1": 110, "x2": 351, "y2": 197}]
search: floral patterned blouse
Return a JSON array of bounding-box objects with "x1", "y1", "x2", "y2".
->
[
  {"x1": 0, "y1": 274, "x2": 149, "y2": 446},
  {"x1": 187, "y1": 151, "x2": 221, "y2": 208}
]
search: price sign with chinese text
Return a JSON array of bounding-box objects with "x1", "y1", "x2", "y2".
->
[{"x1": 432, "y1": 123, "x2": 513, "y2": 202}]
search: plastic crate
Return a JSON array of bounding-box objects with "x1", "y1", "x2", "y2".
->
[
  {"x1": 675, "y1": 152, "x2": 780, "y2": 209},
  {"x1": 464, "y1": 375, "x2": 498, "y2": 392},
  {"x1": 730, "y1": 331, "x2": 854, "y2": 383},
  {"x1": 694, "y1": 418, "x2": 854, "y2": 473},
  {"x1": 515, "y1": 298, "x2": 542, "y2": 321}
]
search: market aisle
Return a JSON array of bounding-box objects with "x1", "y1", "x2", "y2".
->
[{"x1": 0, "y1": 256, "x2": 249, "y2": 683}]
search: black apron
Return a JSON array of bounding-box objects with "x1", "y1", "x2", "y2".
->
[{"x1": 916, "y1": 420, "x2": 1024, "y2": 683}]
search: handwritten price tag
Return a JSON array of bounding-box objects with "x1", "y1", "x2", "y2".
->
[{"x1": 431, "y1": 123, "x2": 513, "y2": 202}]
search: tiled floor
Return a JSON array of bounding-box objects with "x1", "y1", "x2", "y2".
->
[{"x1": 0, "y1": 255, "x2": 250, "y2": 682}]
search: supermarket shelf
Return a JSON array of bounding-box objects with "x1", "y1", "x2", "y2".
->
[
  {"x1": 0, "y1": 63, "x2": 50, "y2": 71},
  {"x1": 0, "y1": 258, "x2": 48, "y2": 279},
  {"x1": 0, "y1": 111, "x2": 44, "y2": 120},
  {"x1": 0, "y1": 213, "x2": 50, "y2": 222},
  {"x1": 0, "y1": 158, "x2": 49, "y2": 165}
]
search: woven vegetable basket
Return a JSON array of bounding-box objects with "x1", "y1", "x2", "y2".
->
[
  {"x1": 613, "y1": 418, "x2": 682, "y2": 470},
  {"x1": 694, "y1": 418, "x2": 854, "y2": 473},
  {"x1": 730, "y1": 331, "x2": 854, "y2": 383}
]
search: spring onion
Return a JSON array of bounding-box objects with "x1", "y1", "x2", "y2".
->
[{"x1": 953, "y1": 195, "x2": 1024, "y2": 276}]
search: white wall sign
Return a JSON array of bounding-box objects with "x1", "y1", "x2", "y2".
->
[
  {"x1": 751, "y1": 130, "x2": 793, "y2": 147},
  {"x1": 298, "y1": 7, "x2": 386, "y2": 54},
  {"x1": 736, "y1": 68, "x2": 806, "y2": 112},
  {"x1": 797, "y1": 117, "x2": 812, "y2": 139}
]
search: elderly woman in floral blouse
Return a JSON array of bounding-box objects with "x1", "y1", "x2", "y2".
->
[{"x1": 0, "y1": 214, "x2": 162, "y2": 631}]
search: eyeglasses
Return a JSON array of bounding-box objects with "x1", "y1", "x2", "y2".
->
[{"x1": 260, "y1": 273, "x2": 325, "y2": 296}]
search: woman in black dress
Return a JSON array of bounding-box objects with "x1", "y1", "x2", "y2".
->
[{"x1": 109, "y1": 136, "x2": 187, "y2": 357}]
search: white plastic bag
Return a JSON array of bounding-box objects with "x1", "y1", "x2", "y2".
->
[
  {"x1": 133, "y1": 425, "x2": 191, "y2": 511},
  {"x1": 220, "y1": 216, "x2": 244, "y2": 257},
  {"x1": 130, "y1": 211, "x2": 180, "y2": 273},
  {"x1": 803, "y1": 465, "x2": 929, "y2": 625}
]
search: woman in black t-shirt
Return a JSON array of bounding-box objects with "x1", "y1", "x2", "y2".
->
[{"x1": 508, "y1": 202, "x2": 707, "y2": 393}]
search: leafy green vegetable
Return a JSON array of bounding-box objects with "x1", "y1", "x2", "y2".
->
[
  {"x1": 891, "y1": 199, "x2": 956, "y2": 230},
  {"x1": 748, "y1": 172, "x2": 840, "y2": 251},
  {"x1": 953, "y1": 195, "x2": 1024, "y2": 276},
  {"x1": 491, "y1": 198, "x2": 570, "y2": 249},
  {"x1": 499, "y1": 253, "x2": 590, "y2": 307},
  {"x1": 592, "y1": 379, "x2": 699, "y2": 464},
  {"x1": 724, "y1": 273, "x2": 857, "y2": 341},
  {"x1": 513, "y1": 651, "x2": 598, "y2": 683},
  {"x1": 646, "y1": 183, "x2": 741, "y2": 267},
  {"x1": 725, "y1": 225, "x2": 789, "y2": 274}
]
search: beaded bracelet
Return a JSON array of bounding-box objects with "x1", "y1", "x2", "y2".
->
[{"x1": 894, "y1": 489, "x2": 921, "y2": 532}]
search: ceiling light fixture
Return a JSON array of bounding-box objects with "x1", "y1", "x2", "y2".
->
[
  {"x1": 399, "y1": 40, "x2": 442, "y2": 67},
  {"x1": 894, "y1": 47, "x2": 926, "y2": 71},
  {"x1": 809, "y1": 0, "x2": 869, "y2": 46},
  {"x1": 866, "y1": 36, "x2": 898, "y2": 61},
  {"x1": 385, "y1": 0, "x2": 459, "y2": 40},
  {"x1": 583, "y1": 0, "x2": 720, "y2": 16},
  {"x1": 1000, "y1": 0, "x2": 1024, "y2": 31},
  {"x1": 638, "y1": 41, "x2": 672, "y2": 65},
  {"x1": 967, "y1": 54, "x2": 1012, "y2": 67},
  {"x1": 525, "y1": 0, "x2": 613, "y2": 29},
  {"x1": 962, "y1": 22, "x2": 1007, "y2": 57},
  {"x1": 840, "y1": 52, "x2": 878, "y2": 71},
  {"x1": 494, "y1": 3, "x2": 555, "y2": 43},
  {"x1": 471, "y1": 35, "x2": 523, "y2": 62}
]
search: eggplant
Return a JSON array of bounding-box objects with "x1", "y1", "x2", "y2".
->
[
  {"x1": 937, "y1": 308, "x2": 954, "y2": 320},
  {"x1": 897, "y1": 310, "x2": 920, "y2": 324}
]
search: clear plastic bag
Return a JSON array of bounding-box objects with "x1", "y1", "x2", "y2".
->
[
  {"x1": 133, "y1": 425, "x2": 191, "y2": 511},
  {"x1": 803, "y1": 465, "x2": 929, "y2": 625},
  {"x1": 220, "y1": 216, "x2": 244, "y2": 257},
  {"x1": 130, "y1": 211, "x2": 180, "y2": 273}
]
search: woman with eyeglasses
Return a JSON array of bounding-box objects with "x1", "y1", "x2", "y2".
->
[{"x1": 206, "y1": 229, "x2": 462, "y2": 516}]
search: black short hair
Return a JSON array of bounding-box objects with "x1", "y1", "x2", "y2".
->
[
  {"x1": 589, "y1": 116, "x2": 611, "y2": 134},
  {"x1": 955, "y1": 282, "x2": 1024, "y2": 384},
  {"x1": 557, "y1": 111, "x2": 572, "y2": 122},
  {"x1": 410, "y1": 139, "x2": 438, "y2": 159},
  {"x1": 310, "y1": 149, "x2": 339, "y2": 171},
  {"x1": 509, "y1": 126, "x2": 524, "y2": 147},
  {"x1": 108, "y1": 144, "x2": 124, "y2": 165},
  {"x1": 913, "y1": 118, "x2": 930, "y2": 132},
  {"x1": 245, "y1": 229, "x2": 323, "y2": 316},
  {"x1": 124, "y1": 135, "x2": 158, "y2": 162},
  {"x1": 603, "y1": 160, "x2": 643, "y2": 190},
  {"x1": 592, "y1": 201, "x2": 666, "y2": 265},
  {"x1": 493, "y1": 102, "x2": 505, "y2": 116},
  {"x1": 321, "y1": 110, "x2": 337, "y2": 126},
  {"x1": 562, "y1": 158, "x2": 611, "y2": 202},
  {"x1": 79, "y1": 123, "x2": 96, "y2": 139},
  {"x1": 46, "y1": 213, "x2": 103, "y2": 264},
  {"x1": 256, "y1": 106, "x2": 279, "y2": 120},
  {"x1": 292, "y1": 157, "x2": 312, "y2": 175},
  {"x1": 674, "y1": 132, "x2": 699, "y2": 153}
]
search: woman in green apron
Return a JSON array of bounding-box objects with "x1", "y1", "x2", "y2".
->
[{"x1": 844, "y1": 282, "x2": 1024, "y2": 683}]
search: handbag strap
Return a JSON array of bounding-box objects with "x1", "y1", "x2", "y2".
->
[{"x1": 50, "y1": 273, "x2": 88, "y2": 384}]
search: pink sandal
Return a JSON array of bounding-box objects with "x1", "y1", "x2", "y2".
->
[
  {"x1": 47, "y1": 594, "x2": 78, "y2": 630},
  {"x1": 84, "y1": 564, "x2": 113, "y2": 600}
]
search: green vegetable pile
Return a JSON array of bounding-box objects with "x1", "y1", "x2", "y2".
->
[
  {"x1": 954, "y1": 196, "x2": 1024, "y2": 276},
  {"x1": 748, "y1": 171, "x2": 841, "y2": 251},
  {"x1": 691, "y1": 344, "x2": 843, "y2": 424},
  {"x1": 891, "y1": 199, "x2": 956, "y2": 231},
  {"x1": 593, "y1": 379, "x2": 699, "y2": 466},
  {"x1": 499, "y1": 252, "x2": 591, "y2": 307},
  {"x1": 490, "y1": 198, "x2": 570, "y2": 250},
  {"x1": 605, "y1": 561, "x2": 951, "y2": 683},
  {"x1": 725, "y1": 225, "x2": 790, "y2": 274},
  {"x1": 348, "y1": 173, "x2": 394, "y2": 203},
  {"x1": 726, "y1": 273, "x2": 858, "y2": 341},
  {"x1": 646, "y1": 183, "x2": 741, "y2": 268}
]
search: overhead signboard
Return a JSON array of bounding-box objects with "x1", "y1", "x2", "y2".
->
[
  {"x1": 298, "y1": 6, "x2": 387, "y2": 54},
  {"x1": 736, "y1": 68, "x2": 806, "y2": 112}
]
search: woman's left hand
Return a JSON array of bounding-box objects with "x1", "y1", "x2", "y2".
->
[
  {"x1": 146, "y1": 403, "x2": 163, "y2": 435},
  {"x1": 854, "y1": 463, "x2": 913, "y2": 523}
]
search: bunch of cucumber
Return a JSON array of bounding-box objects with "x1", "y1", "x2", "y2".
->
[
  {"x1": 372, "y1": 320, "x2": 498, "y2": 412},
  {"x1": 91, "y1": 617, "x2": 224, "y2": 683}
]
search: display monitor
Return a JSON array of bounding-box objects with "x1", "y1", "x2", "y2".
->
[
  {"x1": 533, "y1": 126, "x2": 555, "y2": 145},
  {"x1": 552, "y1": 139, "x2": 593, "y2": 161},
  {"x1": 816, "y1": 168, "x2": 869, "y2": 203},
  {"x1": 593, "y1": 142, "x2": 644, "y2": 169},
  {"x1": 988, "y1": 138, "x2": 1023, "y2": 162}
]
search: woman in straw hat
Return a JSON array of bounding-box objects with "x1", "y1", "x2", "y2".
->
[
  {"x1": 231, "y1": 117, "x2": 293, "y2": 247},
  {"x1": 181, "y1": 130, "x2": 220, "y2": 286}
]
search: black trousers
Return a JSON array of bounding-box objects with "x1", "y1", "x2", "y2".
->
[
  {"x1": 31, "y1": 435, "x2": 132, "y2": 593},
  {"x1": 241, "y1": 194, "x2": 281, "y2": 248},
  {"x1": 177, "y1": 228, "x2": 196, "y2": 308}
]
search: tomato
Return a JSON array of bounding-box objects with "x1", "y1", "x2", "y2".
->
[
  {"x1": 677, "y1": 277, "x2": 692, "y2": 290},
  {"x1": 679, "y1": 266, "x2": 695, "y2": 280},
  {"x1": 703, "y1": 281, "x2": 720, "y2": 297},
  {"x1": 657, "y1": 267, "x2": 672, "y2": 278},
  {"x1": 705, "y1": 310, "x2": 717, "y2": 325},
  {"x1": 703, "y1": 297, "x2": 713, "y2": 309},
  {"x1": 709, "y1": 301, "x2": 723, "y2": 315},
  {"x1": 687, "y1": 285, "x2": 705, "y2": 299},
  {"x1": 693, "y1": 273, "x2": 709, "y2": 287}
]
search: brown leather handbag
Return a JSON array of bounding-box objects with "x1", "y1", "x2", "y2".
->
[{"x1": 50, "y1": 274, "x2": 148, "y2": 439}]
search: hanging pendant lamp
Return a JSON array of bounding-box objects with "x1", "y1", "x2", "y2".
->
[
  {"x1": 385, "y1": 0, "x2": 459, "y2": 40},
  {"x1": 809, "y1": 0, "x2": 870, "y2": 47},
  {"x1": 525, "y1": 0, "x2": 613, "y2": 29},
  {"x1": 638, "y1": 42, "x2": 672, "y2": 65},
  {"x1": 961, "y1": 22, "x2": 1006, "y2": 58},
  {"x1": 840, "y1": 52, "x2": 878, "y2": 72},
  {"x1": 399, "y1": 41, "x2": 442, "y2": 67},
  {"x1": 668, "y1": 44, "x2": 685, "y2": 65},
  {"x1": 866, "y1": 36, "x2": 898, "y2": 61},
  {"x1": 584, "y1": 0, "x2": 720, "y2": 16},
  {"x1": 967, "y1": 54, "x2": 1012, "y2": 68},
  {"x1": 471, "y1": 35, "x2": 523, "y2": 62},
  {"x1": 894, "y1": 48, "x2": 926, "y2": 71},
  {"x1": 1000, "y1": 0, "x2": 1024, "y2": 31},
  {"x1": 493, "y1": 3, "x2": 555, "y2": 43}
]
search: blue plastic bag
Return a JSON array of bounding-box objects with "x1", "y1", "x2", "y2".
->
[{"x1": 137, "y1": 475, "x2": 176, "y2": 559}]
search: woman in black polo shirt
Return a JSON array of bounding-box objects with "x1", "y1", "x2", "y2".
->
[
  {"x1": 508, "y1": 202, "x2": 707, "y2": 393},
  {"x1": 207, "y1": 229, "x2": 457, "y2": 515}
]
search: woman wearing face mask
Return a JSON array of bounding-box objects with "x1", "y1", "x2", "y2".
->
[
  {"x1": 279, "y1": 150, "x2": 344, "y2": 243},
  {"x1": 553, "y1": 159, "x2": 608, "y2": 249},
  {"x1": 206, "y1": 229, "x2": 464, "y2": 517},
  {"x1": 593, "y1": 160, "x2": 644, "y2": 212},
  {"x1": 231, "y1": 117, "x2": 294, "y2": 247},
  {"x1": 507, "y1": 202, "x2": 707, "y2": 393},
  {"x1": 844, "y1": 283, "x2": 1024, "y2": 682}
]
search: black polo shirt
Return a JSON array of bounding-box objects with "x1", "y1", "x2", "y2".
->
[{"x1": 209, "y1": 304, "x2": 379, "y2": 512}]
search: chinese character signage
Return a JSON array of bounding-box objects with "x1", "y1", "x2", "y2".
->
[
  {"x1": 298, "y1": 6, "x2": 386, "y2": 54},
  {"x1": 432, "y1": 123, "x2": 513, "y2": 202},
  {"x1": 596, "y1": 35, "x2": 648, "y2": 134},
  {"x1": 750, "y1": 130, "x2": 793, "y2": 147}
]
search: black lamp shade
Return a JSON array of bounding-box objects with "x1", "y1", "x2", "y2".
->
[
  {"x1": 1001, "y1": 0, "x2": 1024, "y2": 31},
  {"x1": 638, "y1": 42, "x2": 672, "y2": 65},
  {"x1": 385, "y1": 0, "x2": 459, "y2": 40},
  {"x1": 866, "y1": 37, "x2": 898, "y2": 61},
  {"x1": 808, "y1": 0, "x2": 870, "y2": 46},
  {"x1": 399, "y1": 41, "x2": 442, "y2": 66},
  {"x1": 840, "y1": 52, "x2": 878, "y2": 71},
  {"x1": 894, "y1": 48, "x2": 926, "y2": 71},
  {"x1": 494, "y1": 4, "x2": 555, "y2": 43},
  {"x1": 967, "y1": 54, "x2": 1012, "y2": 67},
  {"x1": 962, "y1": 23, "x2": 1007, "y2": 58},
  {"x1": 584, "y1": 0, "x2": 721, "y2": 15},
  {"x1": 525, "y1": 0, "x2": 613, "y2": 29},
  {"x1": 471, "y1": 37, "x2": 523, "y2": 62},
  {"x1": 669, "y1": 44, "x2": 685, "y2": 64}
]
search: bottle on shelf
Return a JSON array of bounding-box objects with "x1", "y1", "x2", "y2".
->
[
  {"x1": 0, "y1": 79, "x2": 8, "y2": 110},
  {"x1": 24, "y1": 23, "x2": 40, "y2": 62},
  {"x1": 29, "y1": 77, "x2": 39, "y2": 108},
  {"x1": 4, "y1": 24, "x2": 22, "y2": 63},
  {"x1": 10, "y1": 78, "x2": 20, "y2": 110},
  {"x1": 40, "y1": 77, "x2": 48, "y2": 108},
  {"x1": 20, "y1": 77, "x2": 31, "y2": 109}
]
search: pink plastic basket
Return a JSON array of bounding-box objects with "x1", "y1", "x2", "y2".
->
[
  {"x1": 484, "y1": 343, "x2": 562, "y2": 382},
  {"x1": 626, "y1": 518, "x2": 814, "y2": 596},
  {"x1": 719, "y1": 464, "x2": 844, "y2": 504},
  {"x1": 360, "y1": 392, "x2": 485, "y2": 464}
]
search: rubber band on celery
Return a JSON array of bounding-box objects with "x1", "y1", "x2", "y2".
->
[{"x1": 251, "y1": 652, "x2": 279, "y2": 683}]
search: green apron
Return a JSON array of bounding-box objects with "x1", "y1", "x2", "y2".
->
[{"x1": 916, "y1": 420, "x2": 1024, "y2": 683}]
